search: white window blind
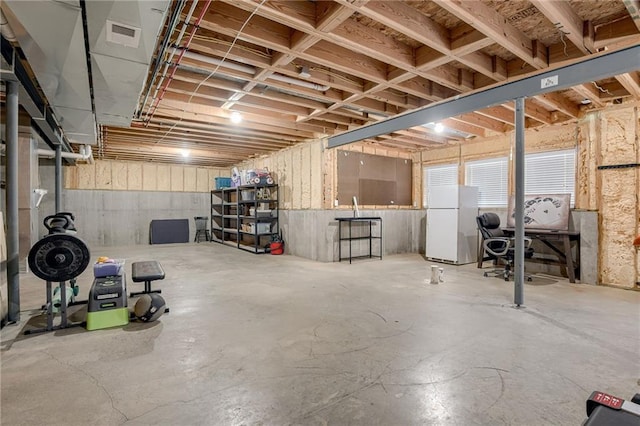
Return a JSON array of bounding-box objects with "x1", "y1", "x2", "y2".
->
[
  {"x1": 465, "y1": 157, "x2": 508, "y2": 207},
  {"x1": 423, "y1": 164, "x2": 458, "y2": 207},
  {"x1": 524, "y1": 149, "x2": 576, "y2": 206}
]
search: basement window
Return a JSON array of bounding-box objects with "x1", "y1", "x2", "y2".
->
[
  {"x1": 465, "y1": 157, "x2": 509, "y2": 207},
  {"x1": 423, "y1": 164, "x2": 458, "y2": 207},
  {"x1": 524, "y1": 149, "x2": 576, "y2": 207}
]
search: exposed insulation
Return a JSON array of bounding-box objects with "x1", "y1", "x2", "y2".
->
[
  {"x1": 142, "y1": 164, "x2": 157, "y2": 191},
  {"x1": 423, "y1": 145, "x2": 460, "y2": 162},
  {"x1": 184, "y1": 167, "x2": 197, "y2": 192},
  {"x1": 576, "y1": 116, "x2": 599, "y2": 210},
  {"x1": 598, "y1": 108, "x2": 638, "y2": 288},
  {"x1": 95, "y1": 161, "x2": 112, "y2": 190},
  {"x1": 412, "y1": 152, "x2": 422, "y2": 207},
  {"x1": 196, "y1": 168, "x2": 209, "y2": 192},
  {"x1": 463, "y1": 134, "x2": 509, "y2": 159},
  {"x1": 291, "y1": 147, "x2": 302, "y2": 210},
  {"x1": 156, "y1": 165, "x2": 171, "y2": 191},
  {"x1": 127, "y1": 163, "x2": 142, "y2": 190},
  {"x1": 324, "y1": 144, "x2": 335, "y2": 209},
  {"x1": 170, "y1": 166, "x2": 184, "y2": 192},
  {"x1": 310, "y1": 141, "x2": 323, "y2": 209},
  {"x1": 112, "y1": 163, "x2": 127, "y2": 190},
  {"x1": 300, "y1": 144, "x2": 311, "y2": 209}
]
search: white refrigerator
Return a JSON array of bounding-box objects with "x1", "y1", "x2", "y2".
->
[{"x1": 425, "y1": 185, "x2": 479, "y2": 264}]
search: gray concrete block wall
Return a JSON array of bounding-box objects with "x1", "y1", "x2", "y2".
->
[
  {"x1": 280, "y1": 210, "x2": 425, "y2": 262},
  {"x1": 56, "y1": 190, "x2": 211, "y2": 246},
  {"x1": 37, "y1": 162, "x2": 210, "y2": 246}
]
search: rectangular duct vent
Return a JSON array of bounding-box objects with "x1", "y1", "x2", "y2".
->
[{"x1": 106, "y1": 20, "x2": 141, "y2": 48}]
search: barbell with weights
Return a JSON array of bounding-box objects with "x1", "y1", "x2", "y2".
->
[{"x1": 28, "y1": 213, "x2": 90, "y2": 282}]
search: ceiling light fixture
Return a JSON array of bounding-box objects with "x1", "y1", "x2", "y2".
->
[
  {"x1": 230, "y1": 111, "x2": 242, "y2": 124},
  {"x1": 434, "y1": 123, "x2": 445, "y2": 133},
  {"x1": 180, "y1": 149, "x2": 190, "y2": 158}
]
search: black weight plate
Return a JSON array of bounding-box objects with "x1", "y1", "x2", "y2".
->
[{"x1": 28, "y1": 234, "x2": 90, "y2": 282}]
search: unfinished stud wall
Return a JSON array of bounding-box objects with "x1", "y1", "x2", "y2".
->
[
  {"x1": 583, "y1": 105, "x2": 639, "y2": 288},
  {"x1": 65, "y1": 160, "x2": 228, "y2": 192},
  {"x1": 40, "y1": 160, "x2": 230, "y2": 245},
  {"x1": 419, "y1": 103, "x2": 640, "y2": 288},
  {"x1": 236, "y1": 139, "x2": 423, "y2": 261},
  {"x1": 236, "y1": 139, "x2": 325, "y2": 210}
]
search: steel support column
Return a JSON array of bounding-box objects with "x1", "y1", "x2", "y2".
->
[
  {"x1": 55, "y1": 145, "x2": 62, "y2": 213},
  {"x1": 6, "y1": 81, "x2": 20, "y2": 322},
  {"x1": 514, "y1": 97, "x2": 526, "y2": 307}
]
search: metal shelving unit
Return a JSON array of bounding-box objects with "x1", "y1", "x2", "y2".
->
[{"x1": 211, "y1": 184, "x2": 278, "y2": 254}]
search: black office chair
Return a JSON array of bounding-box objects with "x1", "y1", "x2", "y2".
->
[
  {"x1": 194, "y1": 216, "x2": 211, "y2": 243},
  {"x1": 476, "y1": 213, "x2": 534, "y2": 281}
]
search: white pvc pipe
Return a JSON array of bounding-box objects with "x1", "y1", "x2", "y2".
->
[
  {"x1": 269, "y1": 73, "x2": 330, "y2": 92},
  {"x1": 0, "y1": 9, "x2": 17, "y2": 42},
  {"x1": 37, "y1": 144, "x2": 93, "y2": 161},
  {"x1": 175, "y1": 48, "x2": 330, "y2": 92}
]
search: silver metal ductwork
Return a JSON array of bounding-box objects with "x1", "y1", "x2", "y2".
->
[{"x1": 1, "y1": 0, "x2": 168, "y2": 145}]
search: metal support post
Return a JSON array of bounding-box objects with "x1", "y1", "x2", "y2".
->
[
  {"x1": 514, "y1": 97, "x2": 526, "y2": 307},
  {"x1": 6, "y1": 81, "x2": 20, "y2": 322},
  {"x1": 55, "y1": 145, "x2": 62, "y2": 213}
]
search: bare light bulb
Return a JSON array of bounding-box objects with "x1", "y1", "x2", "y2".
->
[
  {"x1": 434, "y1": 123, "x2": 444, "y2": 133},
  {"x1": 180, "y1": 149, "x2": 190, "y2": 158},
  {"x1": 230, "y1": 111, "x2": 242, "y2": 124}
]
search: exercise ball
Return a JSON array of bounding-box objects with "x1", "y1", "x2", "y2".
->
[{"x1": 134, "y1": 294, "x2": 166, "y2": 322}]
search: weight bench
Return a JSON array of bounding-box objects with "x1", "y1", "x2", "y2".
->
[{"x1": 130, "y1": 261, "x2": 165, "y2": 297}]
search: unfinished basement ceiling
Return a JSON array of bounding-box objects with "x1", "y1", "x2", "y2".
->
[{"x1": 6, "y1": 1, "x2": 640, "y2": 166}]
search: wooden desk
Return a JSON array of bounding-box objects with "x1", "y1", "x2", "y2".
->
[
  {"x1": 336, "y1": 217, "x2": 382, "y2": 263},
  {"x1": 502, "y1": 228, "x2": 580, "y2": 283}
]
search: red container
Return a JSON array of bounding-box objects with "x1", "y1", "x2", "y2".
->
[{"x1": 270, "y1": 242, "x2": 284, "y2": 255}]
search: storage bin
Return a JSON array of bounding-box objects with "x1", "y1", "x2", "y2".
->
[
  {"x1": 215, "y1": 177, "x2": 232, "y2": 189},
  {"x1": 93, "y1": 259, "x2": 125, "y2": 278},
  {"x1": 249, "y1": 223, "x2": 271, "y2": 233}
]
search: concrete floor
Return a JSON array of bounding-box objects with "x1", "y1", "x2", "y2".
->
[{"x1": 1, "y1": 243, "x2": 639, "y2": 425}]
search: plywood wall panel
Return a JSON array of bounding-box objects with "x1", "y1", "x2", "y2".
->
[
  {"x1": 157, "y1": 165, "x2": 171, "y2": 191},
  {"x1": 127, "y1": 163, "x2": 142, "y2": 190},
  {"x1": 170, "y1": 166, "x2": 184, "y2": 191},
  {"x1": 64, "y1": 165, "x2": 79, "y2": 189},
  {"x1": 208, "y1": 169, "x2": 219, "y2": 191},
  {"x1": 196, "y1": 168, "x2": 209, "y2": 192},
  {"x1": 77, "y1": 164, "x2": 95, "y2": 189},
  {"x1": 375, "y1": 148, "x2": 388, "y2": 157},
  {"x1": 95, "y1": 161, "x2": 112, "y2": 190},
  {"x1": 362, "y1": 145, "x2": 376, "y2": 155},
  {"x1": 112, "y1": 163, "x2": 128, "y2": 190},
  {"x1": 184, "y1": 167, "x2": 196, "y2": 192},
  {"x1": 142, "y1": 164, "x2": 157, "y2": 191}
]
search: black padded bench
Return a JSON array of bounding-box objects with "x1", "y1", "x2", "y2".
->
[{"x1": 130, "y1": 261, "x2": 165, "y2": 297}]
